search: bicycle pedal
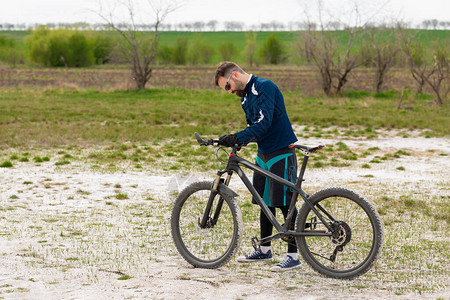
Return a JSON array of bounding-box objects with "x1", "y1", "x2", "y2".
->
[{"x1": 251, "y1": 236, "x2": 260, "y2": 251}]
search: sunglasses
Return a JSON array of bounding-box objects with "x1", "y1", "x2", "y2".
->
[{"x1": 224, "y1": 69, "x2": 236, "y2": 91}]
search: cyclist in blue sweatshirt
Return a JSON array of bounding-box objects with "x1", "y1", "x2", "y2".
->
[{"x1": 215, "y1": 61, "x2": 301, "y2": 272}]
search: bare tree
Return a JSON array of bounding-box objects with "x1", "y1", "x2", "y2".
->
[
  {"x1": 401, "y1": 28, "x2": 449, "y2": 104},
  {"x1": 301, "y1": 4, "x2": 361, "y2": 95},
  {"x1": 192, "y1": 21, "x2": 205, "y2": 31},
  {"x1": 361, "y1": 28, "x2": 399, "y2": 93},
  {"x1": 424, "y1": 45, "x2": 449, "y2": 105},
  {"x1": 400, "y1": 28, "x2": 432, "y2": 94},
  {"x1": 224, "y1": 21, "x2": 244, "y2": 31},
  {"x1": 97, "y1": 0, "x2": 178, "y2": 89},
  {"x1": 207, "y1": 20, "x2": 218, "y2": 31},
  {"x1": 299, "y1": 0, "x2": 391, "y2": 96}
]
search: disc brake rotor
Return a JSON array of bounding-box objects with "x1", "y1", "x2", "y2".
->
[{"x1": 330, "y1": 221, "x2": 352, "y2": 247}]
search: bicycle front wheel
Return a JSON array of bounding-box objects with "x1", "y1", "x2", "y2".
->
[
  {"x1": 296, "y1": 187, "x2": 383, "y2": 279},
  {"x1": 171, "y1": 181, "x2": 243, "y2": 269}
]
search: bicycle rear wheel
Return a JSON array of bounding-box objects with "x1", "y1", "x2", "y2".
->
[
  {"x1": 171, "y1": 181, "x2": 243, "y2": 269},
  {"x1": 296, "y1": 187, "x2": 383, "y2": 279}
]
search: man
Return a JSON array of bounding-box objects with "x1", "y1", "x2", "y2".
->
[{"x1": 214, "y1": 61, "x2": 300, "y2": 272}]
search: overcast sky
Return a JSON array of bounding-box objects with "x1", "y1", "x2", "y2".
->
[{"x1": 1, "y1": 0, "x2": 448, "y2": 27}]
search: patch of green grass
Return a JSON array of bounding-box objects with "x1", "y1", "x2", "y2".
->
[
  {"x1": 0, "y1": 161, "x2": 13, "y2": 168},
  {"x1": 115, "y1": 193, "x2": 129, "y2": 200},
  {"x1": 33, "y1": 156, "x2": 43, "y2": 163},
  {"x1": 336, "y1": 142, "x2": 348, "y2": 150}
]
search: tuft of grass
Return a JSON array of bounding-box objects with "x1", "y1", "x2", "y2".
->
[
  {"x1": 336, "y1": 142, "x2": 348, "y2": 150},
  {"x1": 0, "y1": 161, "x2": 13, "y2": 168},
  {"x1": 115, "y1": 193, "x2": 129, "y2": 200},
  {"x1": 33, "y1": 156, "x2": 43, "y2": 163}
]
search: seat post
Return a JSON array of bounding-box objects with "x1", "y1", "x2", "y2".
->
[{"x1": 296, "y1": 153, "x2": 309, "y2": 188}]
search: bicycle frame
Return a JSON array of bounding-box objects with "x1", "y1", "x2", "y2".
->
[{"x1": 209, "y1": 147, "x2": 334, "y2": 246}]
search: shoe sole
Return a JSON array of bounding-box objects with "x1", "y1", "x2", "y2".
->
[
  {"x1": 237, "y1": 257, "x2": 273, "y2": 263},
  {"x1": 270, "y1": 264, "x2": 301, "y2": 272}
]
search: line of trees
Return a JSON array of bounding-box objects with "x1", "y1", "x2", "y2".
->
[
  {"x1": 298, "y1": 24, "x2": 449, "y2": 104},
  {"x1": 1, "y1": 19, "x2": 450, "y2": 32}
]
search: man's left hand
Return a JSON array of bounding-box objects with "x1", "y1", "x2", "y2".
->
[{"x1": 218, "y1": 134, "x2": 238, "y2": 147}]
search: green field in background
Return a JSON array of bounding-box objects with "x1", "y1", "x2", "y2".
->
[{"x1": 1, "y1": 88, "x2": 448, "y2": 148}]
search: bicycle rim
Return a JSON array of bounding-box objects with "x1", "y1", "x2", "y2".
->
[
  {"x1": 296, "y1": 188, "x2": 383, "y2": 279},
  {"x1": 171, "y1": 181, "x2": 242, "y2": 268}
]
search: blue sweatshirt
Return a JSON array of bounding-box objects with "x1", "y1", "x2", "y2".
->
[{"x1": 234, "y1": 75, "x2": 297, "y2": 154}]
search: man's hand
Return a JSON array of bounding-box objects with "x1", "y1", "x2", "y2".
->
[{"x1": 218, "y1": 134, "x2": 238, "y2": 147}]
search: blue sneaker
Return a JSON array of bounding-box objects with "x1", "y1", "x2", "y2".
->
[
  {"x1": 237, "y1": 249, "x2": 272, "y2": 262},
  {"x1": 270, "y1": 255, "x2": 301, "y2": 272}
]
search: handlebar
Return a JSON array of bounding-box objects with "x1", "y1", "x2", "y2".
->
[
  {"x1": 194, "y1": 132, "x2": 218, "y2": 146},
  {"x1": 194, "y1": 132, "x2": 324, "y2": 153}
]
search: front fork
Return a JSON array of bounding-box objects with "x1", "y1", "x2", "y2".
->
[{"x1": 199, "y1": 171, "x2": 232, "y2": 229}]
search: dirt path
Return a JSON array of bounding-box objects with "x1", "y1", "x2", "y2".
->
[{"x1": 1, "y1": 135, "x2": 449, "y2": 299}]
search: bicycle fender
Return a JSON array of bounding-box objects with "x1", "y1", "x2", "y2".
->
[{"x1": 217, "y1": 182, "x2": 239, "y2": 200}]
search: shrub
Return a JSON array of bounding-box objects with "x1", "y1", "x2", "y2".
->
[
  {"x1": 0, "y1": 36, "x2": 24, "y2": 67},
  {"x1": 67, "y1": 32, "x2": 95, "y2": 67},
  {"x1": 158, "y1": 46, "x2": 175, "y2": 64},
  {"x1": 218, "y1": 42, "x2": 236, "y2": 61},
  {"x1": 188, "y1": 40, "x2": 215, "y2": 64},
  {"x1": 172, "y1": 38, "x2": 188, "y2": 65},
  {"x1": 25, "y1": 26, "x2": 111, "y2": 67},
  {"x1": 93, "y1": 35, "x2": 113, "y2": 64},
  {"x1": 259, "y1": 34, "x2": 285, "y2": 64},
  {"x1": 241, "y1": 32, "x2": 257, "y2": 66}
]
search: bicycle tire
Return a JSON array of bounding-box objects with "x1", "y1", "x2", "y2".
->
[
  {"x1": 295, "y1": 187, "x2": 383, "y2": 279},
  {"x1": 171, "y1": 181, "x2": 243, "y2": 269}
]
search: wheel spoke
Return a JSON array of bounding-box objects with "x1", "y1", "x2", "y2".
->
[
  {"x1": 171, "y1": 182, "x2": 243, "y2": 268},
  {"x1": 297, "y1": 188, "x2": 383, "y2": 279}
]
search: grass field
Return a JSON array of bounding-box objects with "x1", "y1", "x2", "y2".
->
[{"x1": 1, "y1": 88, "x2": 448, "y2": 150}]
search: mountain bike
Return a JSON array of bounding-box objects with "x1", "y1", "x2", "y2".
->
[{"x1": 171, "y1": 133, "x2": 383, "y2": 279}]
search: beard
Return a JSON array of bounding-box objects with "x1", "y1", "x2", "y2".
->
[
  {"x1": 232, "y1": 79, "x2": 247, "y2": 98},
  {"x1": 235, "y1": 89, "x2": 247, "y2": 97}
]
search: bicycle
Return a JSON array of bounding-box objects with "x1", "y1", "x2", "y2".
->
[{"x1": 171, "y1": 133, "x2": 383, "y2": 279}]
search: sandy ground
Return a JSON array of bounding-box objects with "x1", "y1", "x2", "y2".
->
[{"x1": 1, "y1": 134, "x2": 449, "y2": 299}]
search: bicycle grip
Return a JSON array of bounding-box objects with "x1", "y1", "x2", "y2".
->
[{"x1": 194, "y1": 132, "x2": 213, "y2": 146}]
